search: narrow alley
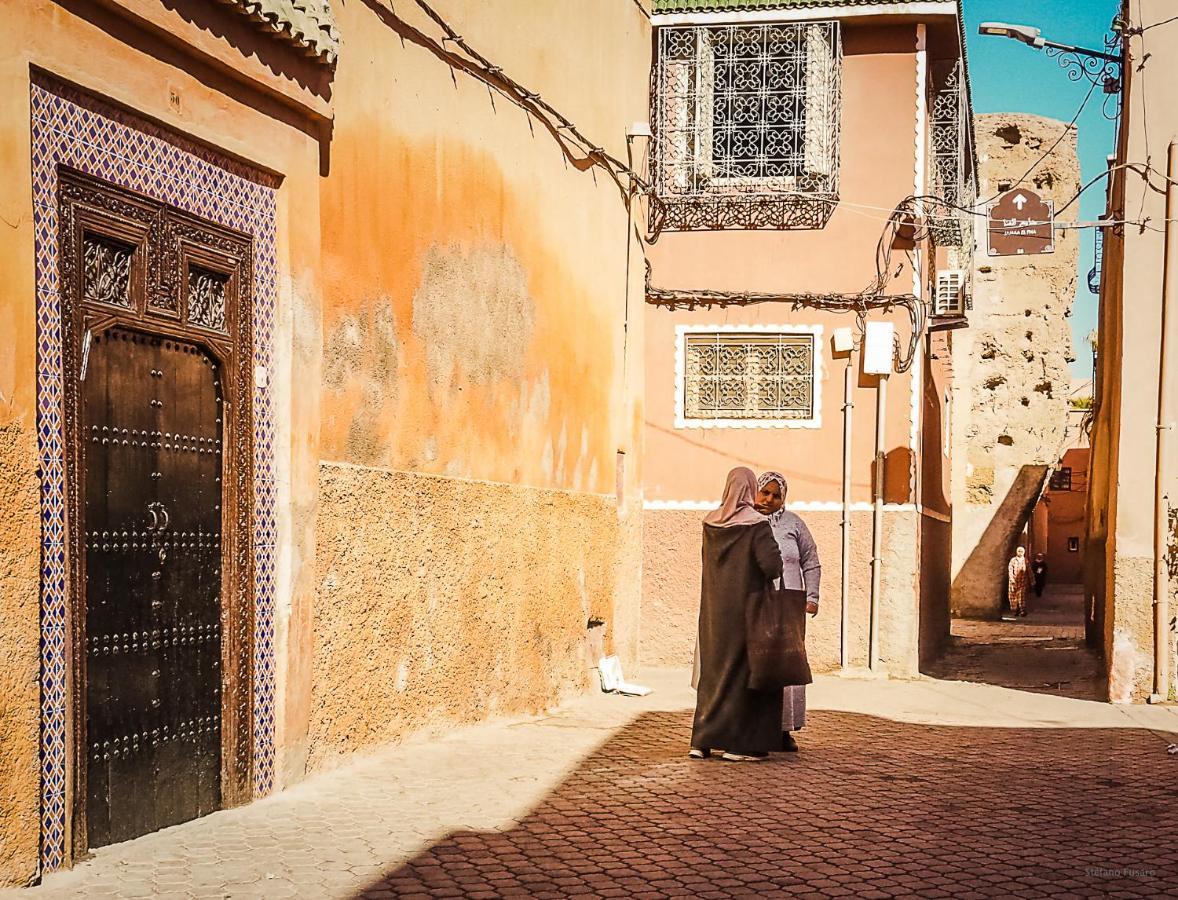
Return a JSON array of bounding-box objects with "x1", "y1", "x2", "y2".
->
[
  {"x1": 11, "y1": 670, "x2": 1177, "y2": 900},
  {"x1": 4, "y1": 0, "x2": 1178, "y2": 895},
  {"x1": 927, "y1": 585, "x2": 1104, "y2": 700}
]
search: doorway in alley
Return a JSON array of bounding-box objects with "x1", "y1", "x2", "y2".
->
[{"x1": 60, "y1": 170, "x2": 256, "y2": 851}]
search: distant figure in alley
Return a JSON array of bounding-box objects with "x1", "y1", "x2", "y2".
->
[
  {"x1": 1032, "y1": 552, "x2": 1048, "y2": 598},
  {"x1": 690, "y1": 467, "x2": 784, "y2": 762},
  {"x1": 755, "y1": 471, "x2": 821, "y2": 753},
  {"x1": 1008, "y1": 547, "x2": 1029, "y2": 617}
]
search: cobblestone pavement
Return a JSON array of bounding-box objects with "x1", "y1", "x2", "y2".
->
[{"x1": 12, "y1": 666, "x2": 1178, "y2": 899}]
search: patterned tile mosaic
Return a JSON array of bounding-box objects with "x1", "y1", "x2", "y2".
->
[{"x1": 30, "y1": 78, "x2": 279, "y2": 871}]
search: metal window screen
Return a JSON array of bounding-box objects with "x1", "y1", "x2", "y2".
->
[
  {"x1": 1050, "y1": 468, "x2": 1073, "y2": 492},
  {"x1": 684, "y1": 333, "x2": 815, "y2": 420},
  {"x1": 928, "y1": 58, "x2": 975, "y2": 309},
  {"x1": 654, "y1": 22, "x2": 841, "y2": 231},
  {"x1": 928, "y1": 60, "x2": 976, "y2": 249}
]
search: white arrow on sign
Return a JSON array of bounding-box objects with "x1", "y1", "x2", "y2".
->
[{"x1": 1013, "y1": 193, "x2": 1028, "y2": 211}]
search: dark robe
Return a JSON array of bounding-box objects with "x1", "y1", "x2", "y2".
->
[{"x1": 691, "y1": 520, "x2": 784, "y2": 754}]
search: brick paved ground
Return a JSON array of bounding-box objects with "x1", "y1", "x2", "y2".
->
[
  {"x1": 12, "y1": 661, "x2": 1178, "y2": 899},
  {"x1": 370, "y1": 708, "x2": 1178, "y2": 899}
]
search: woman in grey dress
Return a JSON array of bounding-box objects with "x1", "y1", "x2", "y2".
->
[{"x1": 755, "y1": 471, "x2": 821, "y2": 752}]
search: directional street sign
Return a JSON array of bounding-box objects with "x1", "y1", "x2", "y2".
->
[{"x1": 986, "y1": 188, "x2": 1055, "y2": 257}]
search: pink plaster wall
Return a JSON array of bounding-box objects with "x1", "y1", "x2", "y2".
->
[{"x1": 643, "y1": 23, "x2": 926, "y2": 507}]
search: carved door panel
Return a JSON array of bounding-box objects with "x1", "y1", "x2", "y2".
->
[
  {"x1": 83, "y1": 329, "x2": 223, "y2": 847},
  {"x1": 60, "y1": 169, "x2": 254, "y2": 851}
]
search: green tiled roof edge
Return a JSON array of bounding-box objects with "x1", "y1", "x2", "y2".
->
[
  {"x1": 652, "y1": 0, "x2": 943, "y2": 11},
  {"x1": 220, "y1": 0, "x2": 340, "y2": 65}
]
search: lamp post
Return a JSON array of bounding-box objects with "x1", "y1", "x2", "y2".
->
[{"x1": 978, "y1": 21, "x2": 1122, "y2": 93}]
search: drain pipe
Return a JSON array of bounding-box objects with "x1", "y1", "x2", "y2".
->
[
  {"x1": 840, "y1": 350, "x2": 854, "y2": 670},
  {"x1": 869, "y1": 372, "x2": 888, "y2": 672},
  {"x1": 1150, "y1": 141, "x2": 1177, "y2": 703}
]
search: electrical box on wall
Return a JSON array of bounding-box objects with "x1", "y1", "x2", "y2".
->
[
  {"x1": 832, "y1": 327, "x2": 854, "y2": 354},
  {"x1": 863, "y1": 322, "x2": 894, "y2": 376}
]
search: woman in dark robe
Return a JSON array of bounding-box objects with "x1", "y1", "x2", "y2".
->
[{"x1": 690, "y1": 467, "x2": 784, "y2": 762}]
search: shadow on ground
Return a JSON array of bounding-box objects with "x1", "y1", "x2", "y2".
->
[
  {"x1": 354, "y1": 709, "x2": 1178, "y2": 898},
  {"x1": 924, "y1": 584, "x2": 1105, "y2": 702}
]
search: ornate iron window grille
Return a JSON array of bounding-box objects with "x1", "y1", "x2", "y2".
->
[
  {"x1": 653, "y1": 21, "x2": 841, "y2": 231},
  {"x1": 928, "y1": 60, "x2": 975, "y2": 245},
  {"x1": 927, "y1": 58, "x2": 975, "y2": 309},
  {"x1": 683, "y1": 332, "x2": 815, "y2": 421}
]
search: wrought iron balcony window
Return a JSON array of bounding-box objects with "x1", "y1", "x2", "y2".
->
[
  {"x1": 653, "y1": 22, "x2": 842, "y2": 231},
  {"x1": 928, "y1": 58, "x2": 976, "y2": 314},
  {"x1": 928, "y1": 59, "x2": 975, "y2": 248}
]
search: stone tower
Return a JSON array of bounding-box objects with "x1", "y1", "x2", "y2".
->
[{"x1": 950, "y1": 113, "x2": 1081, "y2": 617}]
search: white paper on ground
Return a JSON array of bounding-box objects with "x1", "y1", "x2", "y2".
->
[{"x1": 597, "y1": 655, "x2": 652, "y2": 697}]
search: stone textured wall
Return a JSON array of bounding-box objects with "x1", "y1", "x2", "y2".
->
[
  {"x1": 297, "y1": 0, "x2": 650, "y2": 775},
  {"x1": 308, "y1": 464, "x2": 639, "y2": 770},
  {"x1": 951, "y1": 113, "x2": 1080, "y2": 617},
  {"x1": 640, "y1": 508, "x2": 921, "y2": 676},
  {"x1": 0, "y1": 423, "x2": 40, "y2": 885}
]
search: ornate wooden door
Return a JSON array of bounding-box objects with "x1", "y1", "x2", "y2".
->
[
  {"x1": 82, "y1": 329, "x2": 224, "y2": 845},
  {"x1": 60, "y1": 169, "x2": 255, "y2": 851}
]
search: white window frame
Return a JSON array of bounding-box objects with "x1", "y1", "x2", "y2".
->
[{"x1": 674, "y1": 323, "x2": 824, "y2": 429}]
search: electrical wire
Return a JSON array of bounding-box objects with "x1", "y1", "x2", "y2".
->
[
  {"x1": 1130, "y1": 12, "x2": 1178, "y2": 34},
  {"x1": 389, "y1": 0, "x2": 1156, "y2": 246},
  {"x1": 387, "y1": 0, "x2": 1170, "y2": 356},
  {"x1": 646, "y1": 196, "x2": 930, "y2": 372},
  {"x1": 974, "y1": 77, "x2": 1097, "y2": 208},
  {"x1": 370, "y1": 0, "x2": 664, "y2": 237}
]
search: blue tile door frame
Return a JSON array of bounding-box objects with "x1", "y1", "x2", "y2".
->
[{"x1": 30, "y1": 76, "x2": 279, "y2": 871}]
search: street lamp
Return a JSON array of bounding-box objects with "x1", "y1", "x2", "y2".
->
[
  {"x1": 978, "y1": 21, "x2": 1122, "y2": 92},
  {"x1": 978, "y1": 22, "x2": 1045, "y2": 48}
]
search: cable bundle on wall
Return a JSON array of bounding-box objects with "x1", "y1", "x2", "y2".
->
[{"x1": 370, "y1": 0, "x2": 664, "y2": 237}]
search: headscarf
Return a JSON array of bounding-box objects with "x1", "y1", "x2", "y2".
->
[
  {"x1": 1009, "y1": 547, "x2": 1027, "y2": 576},
  {"x1": 756, "y1": 471, "x2": 789, "y2": 525},
  {"x1": 703, "y1": 467, "x2": 765, "y2": 528}
]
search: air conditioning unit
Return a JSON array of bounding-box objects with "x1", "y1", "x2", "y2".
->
[{"x1": 934, "y1": 269, "x2": 966, "y2": 317}]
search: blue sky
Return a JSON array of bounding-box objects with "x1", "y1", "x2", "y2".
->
[{"x1": 962, "y1": 0, "x2": 1121, "y2": 382}]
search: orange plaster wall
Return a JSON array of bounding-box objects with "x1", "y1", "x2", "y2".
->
[
  {"x1": 0, "y1": 0, "x2": 653, "y2": 879},
  {"x1": 305, "y1": 0, "x2": 651, "y2": 766},
  {"x1": 643, "y1": 23, "x2": 922, "y2": 504},
  {"x1": 318, "y1": 0, "x2": 649, "y2": 494},
  {"x1": 1045, "y1": 448, "x2": 1089, "y2": 584}
]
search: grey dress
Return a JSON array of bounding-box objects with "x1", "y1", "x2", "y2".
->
[{"x1": 767, "y1": 511, "x2": 821, "y2": 731}]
